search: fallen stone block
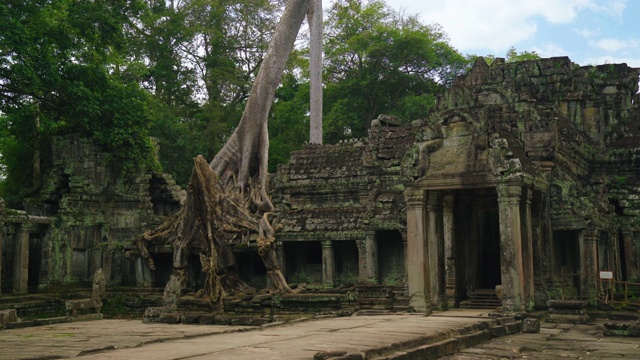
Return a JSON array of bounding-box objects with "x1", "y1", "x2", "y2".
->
[
  {"x1": 66, "y1": 298, "x2": 98, "y2": 317},
  {"x1": 522, "y1": 318, "x2": 540, "y2": 333},
  {"x1": 546, "y1": 300, "x2": 587, "y2": 310},
  {"x1": 0, "y1": 309, "x2": 19, "y2": 329},
  {"x1": 314, "y1": 351, "x2": 347, "y2": 360},
  {"x1": 546, "y1": 313, "x2": 590, "y2": 324},
  {"x1": 608, "y1": 312, "x2": 640, "y2": 321}
]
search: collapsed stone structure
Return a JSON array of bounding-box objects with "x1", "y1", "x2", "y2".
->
[
  {"x1": 2, "y1": 57, "x2": 640, "y2": 317},
  {"x1": 273, "y1": 57, "x2": 640, "y2": 313},
  {"x1": 0, "y1": 134, "x2": 183, "y2": 294}
]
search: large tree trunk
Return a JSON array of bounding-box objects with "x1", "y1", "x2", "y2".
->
[
  {"x1": 131, "y1": 0, "x2": 311, "y2": 311},
  {"x1": 308, "y1": 0, "x2": 323, "y2": 144}
]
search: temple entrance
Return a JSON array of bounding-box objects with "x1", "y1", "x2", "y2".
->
[
  {"x1": 235, "y1": 250, "x2": 267, "y2": 289},
  {"x1": 553, "y1": 230, "x2": 580, "y2": 297},
  {"x1": 334, "y1": 240, "x2": 358, "y2": 286},
  {"x1": 453, "y1": 188, "x2": 501, "y2": 306},
  {"x1": 377, "y1": 230, "x2": 405, "y2": 286},
  {"x1": 284, "y1": 242, "x2": 323, "y2": 285}
]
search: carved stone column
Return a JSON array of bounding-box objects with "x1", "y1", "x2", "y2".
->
[
  {"x1": 404, "y1": 188, "x2": 430, "y2": 314},
  {"x1": 135, "y1": 257, "x2": 153, "y2": 288},
  {"x1": 497, "y1": 184, "x2": 524, "y2": 312},
  {"x1": 276, "y1": 241, "x2": 286, "y2": 280},
  {"x1": 443, "y1": 193, "x2": 455, "y2": 304},
  {"x1": 427, "y1": 191, "x2": 446, "y2": 310},
  {"x1": 358, "y1": 232, "x2": 378, "y2": 283},
  {"x1": 521, "y1": 188, "x2": 535, "y2": 309},
  {"x1": 13, "y1": 222, "x2": 30, "y2": 293},
  {"x1": 580, "y1": 228, "x2": 599, "y2": 303},
  {"x1": 322, "y1": 240, "x2": 335, "y2": 288},
  {"x1": 622, "y1": 230, "x2": 639, "y2": 282}
]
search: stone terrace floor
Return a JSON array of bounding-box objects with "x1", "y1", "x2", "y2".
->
[{"x1": 2, "y1": 310, "x2": 640, "y2": 359}]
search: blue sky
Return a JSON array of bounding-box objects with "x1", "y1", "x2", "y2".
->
[{"x1": 380, "y1": 0, "x2": 640, "y2": 67}]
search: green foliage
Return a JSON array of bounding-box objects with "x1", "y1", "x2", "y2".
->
[
  {"x1": 268, "y1": 72, "x2": 310, "y2": 172},
  {"x1": 0, "y1": 0, "x2": 157, "y2": 203},
  {"x1": 471, "y1": 46, "x2": 541, "y2": 65},
  {"x1": 321, "y1": 0, "x2": 468, "y2": 143},
  {"x1": 505, "y1": 46, "x2": 540, "y2": 62},
  {"x1": 0, "y1": 0, "x2": 480, "y2": 198}
]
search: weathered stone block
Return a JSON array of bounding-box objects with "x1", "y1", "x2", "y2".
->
[
  {"x1": 608, "y1": 312, "x2": 640, "y2": 321},
  {"x1": 522, "y1": 318, "x2": 541, "y2": 333},
  {"x1": 0, "y1": 309, "x2": 18, "y2": 328},
  {"x1": 546, "y1": 300, "x2": 587, "y2": 309},
  {"x1": 546, "y1": 313, "x2": 590, "y2": 324}
]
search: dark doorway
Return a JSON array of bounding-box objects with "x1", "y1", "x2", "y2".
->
[
  {"x1": 28, "y1": 234, "x2": 42, "y2": 292},
  {"x1": 618, "y1": 229, "x2": 627, "y2": 281},
  {"x1": 478, "y1": 209, "x2": 501, "y2": 289},
  {"x1": 284, "y1": 242, "x2": 322, "y2": 284},
  {"x1": 553, "y1": 230, "x2": 580, "y2": 296},
  {"x1": 235, "y1": 250, "x2": 267, "y2": 289},
  {"x1": 454, "y1": 188, "x2": 501, "y2": 305},
  {"x1": 377, "y1": 230, "x2": 405, "y2": 286},
  {"x1": 153, "y1": 253, "x2": 173, "y2": 288},
  {"x1": 334, "y1": 240, "x2": 359, "y2": 285}
]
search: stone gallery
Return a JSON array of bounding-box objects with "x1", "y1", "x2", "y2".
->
[{"x1": 1, "y1": 57, "x2": 640, "y2": 315}]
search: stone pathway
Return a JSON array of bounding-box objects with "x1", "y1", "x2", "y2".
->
[
  {"x1": 2, "y1": 310, "x2": 497, "y2": 360},
  {"x1": 442, "y1": 321, "x2": 640, "y2": 359},
  {"x1": 4, "y1": 311, "x2": 639, "y2": 359},
  {"x1": 1, "y1": 320, "x2": 252, "y2": 360}
]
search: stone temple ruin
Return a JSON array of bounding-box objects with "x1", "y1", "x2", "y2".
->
[{"x1": 2, "y1": 57, "x2": 640, "y2": 317}]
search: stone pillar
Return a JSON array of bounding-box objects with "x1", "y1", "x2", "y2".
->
[
  {"x1": 497, "y1": 184, "x2": 525, "y2": 312},
  {"x1": 401, "y1": 231, "x2": 408, "y2": 293},
  {"x1": 276, "y1": 241, "x2": 286, "y2": 280},
  {"x1": 135, "y1": 257, "x2": 153, "y2": 287},
  {"x1": 531, "y1": 192, "x2": 545, "y2": 305},
  {"x1": 580, "y1": 228, "x2": 599, "y2": 303},
  {"x1": 427, "y1": 191, "x2": 446, "y2": 310},
  {"x1": 13, "y1": 223, "x2": 30, "y2": 293},
  {"x1": 38, "y1": 227, "x2": 51, "y2": 290},
  {"x1": 357, "y1": 232, "x2": 378, "y2": 283},
  {"x1": 321, "y1": 240, "x2": 335, "y2": 288},
  {"x1": 404, "y1": 188, "x2": 430, "y2": 314},
  {"x1": 521, "y1": 188, "x2": 535, "y2": 309},
  {"x1": 622, "y1": 230, "x2": 639, "y2": 281},
  {"x1": 443, "y1": 193, "x2": 455, "y2": 303}
]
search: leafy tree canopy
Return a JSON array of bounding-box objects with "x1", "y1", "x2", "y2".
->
[
  {"x1": 0, "y1": 0, "x2": 157, "y2": 206},
  {"x1": 321, "y1": 0, "x2": 469, "y2": 143}
]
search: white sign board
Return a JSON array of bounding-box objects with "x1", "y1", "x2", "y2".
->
[{"x1": 599, "y1": 271, "x2": 613, "y2": 279}]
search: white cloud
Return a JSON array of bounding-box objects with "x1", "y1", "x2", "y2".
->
[
  {"x1": 585, "y1": 0, "x2": 627, "y2": 18},
  {"x1": 531, "y1": 43, "x2": 571, "y2": 58},
  {"x1": 583, "y1": 55, "x2": 640, "y2": 67},
  {"x1": 592, "y1": 38, "x2": 639, "y2": 52},
  {"x1": 383, "y1": 0, "x2": 627, "y2": 53},
  {"x1": 574, "y1": 27, "x2": 601, "y2": 39}
]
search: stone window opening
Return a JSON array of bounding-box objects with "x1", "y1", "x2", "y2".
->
[{"x1": 148, "y1": 175, "x2": 180, "y2": 216}]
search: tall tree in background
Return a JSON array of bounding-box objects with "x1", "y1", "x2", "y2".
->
[
  {"x1": 133, "y1": 0, "x2": 283, "y2": 187},
  {"x1": 0, "y1": 0, "x2": 157, "y2": 207},
  {"x1": 134, "y1": 0, "x2": 310, "y2": 309},
  {"x1": 322, "y1": 0, "x2": 468, "y2": 143}
]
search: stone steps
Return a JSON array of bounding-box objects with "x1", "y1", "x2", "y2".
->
[
  {"x1": 329, "y1": 317, "x2": 523, "y2": 360},
  {"x1": 459, "y1": 289, "x2": 501, "y2": 310}
]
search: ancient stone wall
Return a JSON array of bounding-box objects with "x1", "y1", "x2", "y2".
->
[{"x1": 27, "y1": 134, "x2": 183, "y2": 288}]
